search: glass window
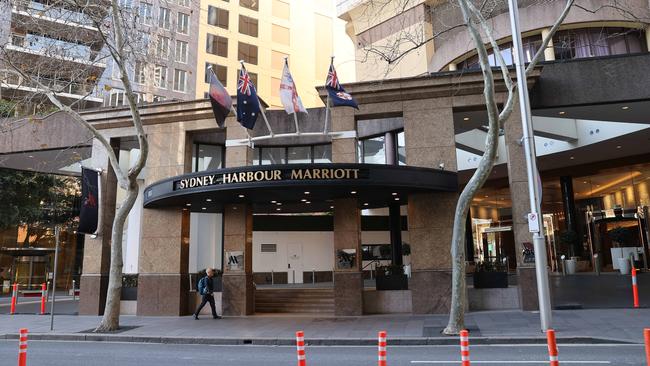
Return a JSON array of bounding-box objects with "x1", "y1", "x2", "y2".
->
[
  {"x1": 361, "y1": 135, "x2": 386, "y2": 164},
  {"x1": 153, "y1": 65, "x2": 167, "y2": 88},
  {"x1": 271, "y1": 51, "x2": 288, "y2": 70},
  {"x1": 173, "y1": 69, "x2": 186, "y2": 92},
  {"x1": 193, "y1": 144, "x2": 224, "y2": 172},
  {"x1": 175, "y1": 40, "x2": 188, "y2": 63},
  {"x1": 238, "y1": 42, "x2": 258, "y2": 64},
  {"x1": 158, "y1": 7, "x2": 171, "y2": 30},
  {"x1": 205, "y1": 63, "x2": 227, "y2": 86},
  {"x1": 157, "y1": 36, "x2": 170, "y2": 58},
  {"x1": 177, "y1": 12, "x2": 189, "y2": 34},
  {"x1": 272, "y1": 0, "x2": 289, "y2": 20},
  {"x1": 397, "y1": 131, "x2": 406, "y2": 165},
  {"x1": 288, "y1": 146, "x2": 311, "y2": 164},
  {"x1": 138, "y1": 2, "x2": 153, "y2": 25},
  {"x1": 260, "y1": 147, "x2": 286, "y2": 165},
  {"x1": 272, "y1": 24, "x2": 290, "y2": 45},
  {"x1": 239, "y1": 15, "x2": 258, "y2": 37},
  {"x1": 208, "y1": 6, "x2": 229, "y2": 29},
  {"x1": 134, "y1": 61, "x2": 146, "y2": 84},
  {"x1": 206, "y1": 34, "x2": 228, "y2": 57},
  {"x1": 108, "y1": 88, "x2": 125, "y2": 106},
  {"x1": 313, "y1": 145, "x2": 331, "y2": 163},
  {"x1": 240, "y1": 0, "x2": 258, "y2": 11},
  {"x1": 177, "y1": 0, "x2": 189, "y2": 7}
]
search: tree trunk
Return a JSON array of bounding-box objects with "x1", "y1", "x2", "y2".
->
[{"x1": 94, "y1": 179, "x2": 139, "y2": 332}]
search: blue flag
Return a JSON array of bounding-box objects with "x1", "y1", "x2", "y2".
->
[
  {"x1": 236, "y1": 66, "x2": 260, "y2": 129},
  {"x1": 325, "y1": 63, "x2": 358, "y2": 109}
]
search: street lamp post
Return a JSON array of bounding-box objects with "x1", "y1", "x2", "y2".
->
[{"x1": 506, "y1": 0, "x2": 553, "y2": 332}]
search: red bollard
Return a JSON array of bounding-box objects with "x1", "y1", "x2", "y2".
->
[
  {"x1": 10, "y1": 283, "x2": 18, "y2": 315},
  {"x1": 460, "y1": 329, "x2": 470, "y2": 366},
  {"x1": 378, "y1": 331, "x2": 387, "y2": 366},
  {"x1": 17, "y1": 328, "x2": 27, "y2": 366},
  {"x1": 296, "y1": 331, "x2": 306, "y2": 366},
  {"x1": 39, "y1": 283, "x2": 47, "y2": 315},
  {"x1": 547, "y1": 329, "x2": 559, "y2": 366},
  {"x1": 643, "y1": 328, "x2": 650, "y2": 366},
  {"x1": 632, "y1": 267, "x2": 640, "y2": 308}
]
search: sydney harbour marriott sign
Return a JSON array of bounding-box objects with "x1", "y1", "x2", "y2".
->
[{"x1": 174, "y1": 167, "x2": 368, "y2": 191}]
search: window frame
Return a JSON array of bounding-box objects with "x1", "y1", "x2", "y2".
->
[
  {"x1": 237, "y1": 41, "x2": 258, "y2": 65},
  {"x1": 177, "y1": 12, "x2": 190, "y2": 34},
  {"x1": 173, "y1": 68, "x2": 187, "y2": 92},
  {"x1": 238, "y1": 14, "x2": 258, "y2": 37},
  {"x1": 206, "y1": 33, "x2": 228, "y2": 57},
  {"x1": 138, "y1": 2, "x2": 153, "y2": 25},
  {"x1": 158, "y1": 6, "x2": 171, "y2": 30},
  {"x1": 193, "y1": 143, "x2": 226, "y2": 172},
  {"x1": 153, "y1": 64, "x2": 168, "y2": 89},
  {"x1": 207, "y1": 5, "x2": 229, "y2": 29},
  {"x1": 252, "y1": 144, "x2": 332, "y2": 165},
  {"x1": 358, "y1": 129, "x2": 405, "y2": 165},
  {"x1": 175, "y1": 39, "x2": 188, "y2": 63}
]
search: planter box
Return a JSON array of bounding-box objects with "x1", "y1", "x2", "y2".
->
[
  {"x1": 473, "y1": 272, "x2": 508, "y2": 288},
  {"x1": 376, "y1": 273, "x2": 408, "y2": 291}
]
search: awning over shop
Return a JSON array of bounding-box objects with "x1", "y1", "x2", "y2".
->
[{"x1": 143, "y1": 163, "x2": 458, "y2": 213}]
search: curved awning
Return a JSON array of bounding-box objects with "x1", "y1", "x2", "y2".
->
[{"x1": 143, "y1": 163, "x2": 458, "y2": 213}]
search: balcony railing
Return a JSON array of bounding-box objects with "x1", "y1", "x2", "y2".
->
[
  {"x1": 1, "y1": 71, "x2": 102, "y2": 100},
  {"x1": 9, "y1": 33, "x2": 105, "y2": 67},
  {"x1": 12, "y1": 0, "x2": 96, "y2": 28}
]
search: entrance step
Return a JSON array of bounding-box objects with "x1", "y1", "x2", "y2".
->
[{"x1": 255, "y1": 288, "x2": 334, "y2": 314}]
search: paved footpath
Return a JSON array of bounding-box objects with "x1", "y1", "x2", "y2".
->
[{"x1": 1, "y1": 309, "x2": 649, "y2": 345}]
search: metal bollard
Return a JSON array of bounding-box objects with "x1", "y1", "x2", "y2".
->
[
  {"x1": 72, "y1": 280, "x2": 76, "y2": 300},
  {"x1": 17, "y1": 328, "x2": 28, "y2": 366},
  {"x1": 378, "y1": 331, "x2": 387, "y2": 366}
]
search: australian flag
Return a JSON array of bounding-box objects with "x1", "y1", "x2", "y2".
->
[
  {"x1": 326, "y1": 63, "x2": 358, "y2": 109},
  {"x1": 236, "y1": 66, "x2": 260, "y2": 129},
  {"x1": 208, "y1": 67, "x2": 232, "y2": 128}
]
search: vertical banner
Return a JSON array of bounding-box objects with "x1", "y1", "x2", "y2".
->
[{"x1": 78, "y1": 168, "x2": 102, "y2": 235}]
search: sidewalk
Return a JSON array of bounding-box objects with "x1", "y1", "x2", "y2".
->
[{"x1": 1, "y1": 309, "x2": 649, "y2": 345}]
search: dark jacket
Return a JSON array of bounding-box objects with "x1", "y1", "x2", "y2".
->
[{"x1": 198, "y1": 276, "x2": 214, "y2": 295}]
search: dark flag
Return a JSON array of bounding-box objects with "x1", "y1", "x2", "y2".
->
[
  {"x1": 236, "y1": 65, "x2": 260, "y2": 129},
  {"x1": 78, "y1": 168, "x2": 101, "y2": 235},
  {"x1": 326, "y1": 63, "x2": 358, "y2": 109},
  {"x1": 208, "y1": 67, "x2": 232, "y2": 128}
]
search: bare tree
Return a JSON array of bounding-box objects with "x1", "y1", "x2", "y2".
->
[{"x1": 0, "y1": 0, "x2": 158, "y2": 331}]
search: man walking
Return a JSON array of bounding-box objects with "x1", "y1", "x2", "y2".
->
[{"x1": 194, "y1": 268, "x2": 221, "y2": 319}]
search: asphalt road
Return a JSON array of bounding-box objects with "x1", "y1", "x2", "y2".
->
[
  {"x1": 0, "y1": 341, "x2": 646, "y2": 365},
  {"x1": 0, "y1": 295, "x2": 78, "y2": 315}
]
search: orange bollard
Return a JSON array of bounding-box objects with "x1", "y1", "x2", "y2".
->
[
  {"x1": 644, "y1": 328, "x2": 650, "y2": 366},
  {"x1": 632, "y1": 267, "x2": 640, "y2": 308},
  {"x1": 378, "y1": 331, "x2": 387, "y2": 366},
  {"x1": 10, "y1": 283, "x2": 18, "y2": 315},
  {"x1": 39, "y1": 283, "x2": 47, "y2": 315},
  {"x1": 460, "y1": 329, "x2": 470, "y2": 366},
  {"x1": 17, "y1": 328, "x2": 27, "y2": 366},
  {"x1": 547, "y1": 329, "x2": 559, "y2": 366},
  {"x1": 296, "y1": 331, "x2": 306, "y2": 366}
]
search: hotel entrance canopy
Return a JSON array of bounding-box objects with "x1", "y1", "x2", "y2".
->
[{"x1": 143, "y1": 163, "x2": 457, "y2": 213}]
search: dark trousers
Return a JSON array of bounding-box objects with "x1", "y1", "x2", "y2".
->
[{"x1": 194, "y1": 294, "x2": 217, "y2": 317}]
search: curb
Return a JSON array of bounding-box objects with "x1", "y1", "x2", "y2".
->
[{"x1": 0, "y1": 333, "x2": 636, "y2": 346}]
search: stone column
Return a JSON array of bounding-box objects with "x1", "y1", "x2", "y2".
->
[
  {"x1": 504, "y1": 105, "x2": 539, "y2": 311},
  {"x1": 222, "y1": 203, "x2": 254, "y2": 315},
  {"x1": 333, "y1": 198, "x2": 363, "y2": 315},
  {"x1": 79, "y1": 139, "x2": 118, "y2": 315},
  {"x1": 221, "y1": 118, "x2": 255, "y2": 315},
  {"x1": 404, "y1": 101, "x2": 457, "y2": 314},
  {"x1": 331, "y1": 108, "x2": 356, "y2": 163},
  {"x1": 137, "y1": 126, "x2": 192, "y2": 315},
  {"x1": 540, "y1": 28, "x2": 556, "y2": 62}
]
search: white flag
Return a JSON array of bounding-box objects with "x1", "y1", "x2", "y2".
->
[{"x1": 279, "y1": 61, "x2": 307, "y2": 114}]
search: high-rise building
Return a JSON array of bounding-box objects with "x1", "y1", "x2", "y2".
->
[{"x1": 196, "y1": 0, "x2": 356, "y2": 108}]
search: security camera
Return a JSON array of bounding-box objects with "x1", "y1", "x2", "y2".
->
[{"x1": 438, "y1": 163, "x2": 445, "y2": 170}]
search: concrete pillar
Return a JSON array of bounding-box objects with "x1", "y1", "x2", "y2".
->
[
  {"x1": 221, "y1": 117, "x2": 255, "y2": 315},
  {"x1": 333, "y1": 198, "x2": 363, "y2": 315},
  {"x1": 645, "y1": 25, "x2": 650, "y2": 53},
  {"x1": 541, "y1": 28, "x2": 556, "y2": 62},
  {"x1": 504, "y1": 103, "x2": 540, "y2": 311},
  {"x1": 137, "y1": 126, "x2": 193, "y2": 315},
  {"x1": 222, "y1": 203, "x2": 254, "y2": 315},
  {"x1": 331, "y1": 108, "x2": 357, "y2": 163},
  {"x1": 403, "y1": 100, "x2": 457, "y2": 314},
  {"x1": 79, "y1": 139, "x2": 118, "y2": 315}
]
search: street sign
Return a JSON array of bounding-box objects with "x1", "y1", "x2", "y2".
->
[{"x1": 527, "y1": 213, "x2": 540, "y2": 233}]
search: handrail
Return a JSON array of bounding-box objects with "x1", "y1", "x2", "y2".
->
[{"x1": 362, "y1": 259, "x2": 381, "y2": 271}]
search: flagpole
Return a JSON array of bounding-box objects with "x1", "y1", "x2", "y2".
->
[
  {"x1": 323, "y1": 95, "x2": 330, "y2": 134},
  {"x1": 293, "y1": 112, "x2": 300, "y2": 135},
  {"x1": 259, "y1": 104, "x2": 274, "y2": 137}
]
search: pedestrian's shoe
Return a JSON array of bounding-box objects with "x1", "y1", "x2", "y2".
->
[
  {"x1": 193, "y1": 315, "x2": 199, "y2": 320},
  {"x1": 213, "y1": 315, "x2": 221, "y2": 319}
]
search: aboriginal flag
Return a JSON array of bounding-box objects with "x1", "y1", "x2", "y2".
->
[
  {"x1": 208, "y1": 67, "x2": 232, "y2": 127},
  {"x1": 78, "y1": 168, "x2": 101, "y2": 235}
]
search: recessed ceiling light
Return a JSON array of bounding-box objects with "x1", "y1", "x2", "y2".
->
[
  {"x1": 304, "y1": 191, "x2": 310, "y2": 195},
  {"x1": 305, "y1": 201, "x2": 311, "y2": 204},
  {"x1": 485, "y1": 195, "x2": 489, "y2": 198},
  {"x1": 622, "y1": 106, "x2": 630, "y2": 110},
  {"x1": 583, "y1": 181, "x2": 587, "y2": 184},
  {"x1": 463, "y1": 117, "x2": 470, "y2": 121},
  {"x1": 392, "y1": 192, "x2": 398, "y2": 196},
  {"x1": 301, "y1": 199, "x2": 307, "y2": 202},
  {"x1": 351, "y1": 191, "x2": 357, "y2": 194},
  {"x1": 558, "y1": 111, "x2": 566, "y2": 115},
  {"x1": 206, "y1": 198, "x2": 212, "y2": 202},
  {"x1": 201, "y1": 207, "x2": 207, "y2": 210},
  {"x1": 616, "y1": 145, "x2": 622, "y2": 149},
  {"x1": 276, "y1": 208, "x2": 281, "y2": 211},
  {"x1": 271, "y1": 200, "x2": 277, "y2": 204},
  {"x1": 330, "y1": 206, "x2": 334, "y2": 209},
  {"x1": 363, "y1": 203, "x2": 369, "y2": 206},
  {"x1": 276, "y1": 202, "x2": 282, "y2": 206},
  {"x1": 394, "y1": 197, "x2": 399, "y2": 201},
  {"x1": 238, "y1": 194, "x2": 245, "y2": 198},
  {"x1": 186, "y1": 203, "x2": 191, "y2": 207},
  {"x1": 570, "y1": 156, "x2": 575, "y2": 160}
]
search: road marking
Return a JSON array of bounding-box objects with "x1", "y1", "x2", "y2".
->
[{"x1": 411, "y1": 361, "x2": 611, "y2": 364}]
